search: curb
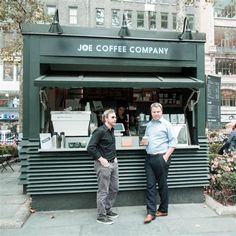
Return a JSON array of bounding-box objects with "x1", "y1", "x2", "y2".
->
[
  {"x1": 0, "y1": 197, "x2": 32, "y2": 229},
  {"x1": 205, "y1": 194, "x2": 236, "y2": 215}
]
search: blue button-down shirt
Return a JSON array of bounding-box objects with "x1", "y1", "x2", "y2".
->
[{"x1": 145, "y1": 117, "x2": 177, "y2": 154}]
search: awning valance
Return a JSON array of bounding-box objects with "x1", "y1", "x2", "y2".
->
[{"x1": 34, "y1": 74, "x2": 204, "y2": 89}]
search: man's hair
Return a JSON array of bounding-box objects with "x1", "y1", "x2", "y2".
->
[
  {"x1": 150, "y1": 102, "x2": 163, "y2": 111},
  {"x1": 102, "y1": 109, "x2": 115, "y2": 123}
]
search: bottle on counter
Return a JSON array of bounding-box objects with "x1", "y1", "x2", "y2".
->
[
  {"x1": 85, "y1": 102, "x2": 91, "y2": 111},
  {"x1": 60, "y1": 132, "x2": 66, "y2": 148},
  {"x1": 52, "y1": 132, "x2": 59, "y2": 148}
]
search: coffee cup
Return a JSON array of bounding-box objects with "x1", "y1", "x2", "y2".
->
[{"x1": 141, "y1": 136, "x2": 149, "y2": 146}]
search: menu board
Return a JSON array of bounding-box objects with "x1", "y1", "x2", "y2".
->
[{"x1": 207, "y1": 75, "x2": 221, "y2": 129}]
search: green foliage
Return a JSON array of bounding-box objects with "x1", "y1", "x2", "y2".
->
[
  {"x1": 220, "y1": 172, "x2": 236, "y2": 192},
  {"x1": 207, "y1": 129, "x2": 236, "y2": 205},
  {"x1": 0, "y1": 144, "x2": 18, "y2": 157},
  {"x1": 209, "y1": 142, "x2": 222, "y2": 154},
  {"x1": 0, "y1": 0, "x2": 50, "y2": 56},
  {"x1": 208, "y1": 150, "x2": 236, "y2": 205},
  {"x1": 208, "y1": 153, "x2": 218, "y2": 163}
]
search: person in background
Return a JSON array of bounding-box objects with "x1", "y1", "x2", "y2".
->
[
  {"x1": 87, "y1": 109, "x2": 119, "y2": 225},
  {"x1": 228, "y1": 124, "x2": 236, "y2": 151},
  {"x1": 218, "y1": 124, "x2": 236, "y2": 154},
  {"x1": 116, "y1": 106, "x2": 128, "y2": 135},
  {"x1": 141, "y1": 102, "x2": 177, "y2": 224}
]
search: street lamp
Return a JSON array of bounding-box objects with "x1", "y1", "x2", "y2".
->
[
  {"x1": 178, "y1": 17, "x2": 193, "y2": 40},
  {"x1": 118, "y1": 14, "x2": 130, "y2": 38},
  {"x1": 48, "y1": 9, "x2": 63, "y2": 34}
]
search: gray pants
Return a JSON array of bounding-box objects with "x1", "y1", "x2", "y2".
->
[{"x1": 94, "y1": 160, "x2": 119, "y2": 217}]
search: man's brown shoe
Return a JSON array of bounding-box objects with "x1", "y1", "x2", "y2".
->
[
  {"x1": 144, "y1": 214, "x2": 156, "y2": 224},
  {"x1": 156, "y1": 211, "x2": 168, "y2": 217}
]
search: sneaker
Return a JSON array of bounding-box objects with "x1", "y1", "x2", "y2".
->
[
  {"x1": 96, "y1": 216, "x2": 114, "y2": 225},
  {"x1": 107, "y1": 210, "x2": 119, "y2": 219}
]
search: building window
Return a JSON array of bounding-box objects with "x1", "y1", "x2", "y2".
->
[
  {"x1": 160, "y1": 0, "x2": 169, "y2": 4},
  {"x1": 124, "y1": 10, "x2": 133, "y2": 28},
  {"x1": 47, "y1": 5, "x2": 56, "y2": 18},
  {"x1": 221, "y1": 98, "x2": 236, "y2": 107},
  {"x1": 215, "y1": 0, "x2": 236, "y2": 18},
  {"x1": 216, "y1": 59, "x2": 236, "y2": 75},
  {"x1": 69, "y1": 7, "x2": 78, "y2": 25},
  {"x1": 137, "y1": 11, "x2": 145, "y2": 28},
  {"x1": 215, "y1": 27, "x2": 236, "y2": 51},
  {"x1": 16, "y1": 63, "x2": 22, "y2": 81},
  {"x1": 96, "y1": 8, "x2": 105, "y2": 26},
  {"x1": 146, "y1": 0, "x2": 157, "y2": 3},
  {"x1": 112, "y1": 9, "x2": 120, "y2": 27},
  {"x1": 148, "y1": 11, "x2": 156, "y2": 30},
  {"x1": 4, "y1": 63, "x2": 14, "y2": 81},
  {"x1": 172, "y1": 13, "x2": 176, "y2": 30},
  {"x1": 161, "y1": 12, "x2": 168, "y2": 29},
  {"x1": 186, "y1": 14, "x2": 194, "y2": 30}
]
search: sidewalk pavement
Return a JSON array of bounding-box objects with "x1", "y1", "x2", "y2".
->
[
  {"x1": 0, "y1": 161, "x2": 31, "y2": 229},
  {"x1": 1, "y1": 162, "x2": 236, "y2": 236}
]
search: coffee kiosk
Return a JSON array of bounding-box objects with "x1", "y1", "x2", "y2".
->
[{"x1": 20, "y1": 24, "x2": 208, "y2": 210}]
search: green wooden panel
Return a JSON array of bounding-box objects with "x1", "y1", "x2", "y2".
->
[{"x1": 23, "y1": 138, "x2": 209, "y2": 195}]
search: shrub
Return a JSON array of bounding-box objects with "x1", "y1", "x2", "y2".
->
[
  {"x1": 207, "y1": 151, "x2": 236, "y2": 205},
  {"x1": 209, "y1": 142, "x2": 222, "y2": 155},
  {"x1": 0, "y1": 144, "x2": 18, "y2": 157}
]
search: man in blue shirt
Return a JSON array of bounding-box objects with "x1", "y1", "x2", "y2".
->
[{"x1": 141, "y1": 102, "x2": 177, "y2": 224}]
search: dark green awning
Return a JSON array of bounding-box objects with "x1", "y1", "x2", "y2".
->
[{"x1": 34, "y1": 74, "x2": 204, "y2": 89}]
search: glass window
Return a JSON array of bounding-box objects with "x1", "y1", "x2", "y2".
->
[
  {"x1": 216, "y1": 58, "x2": 236, "y2": 75},
  {"x1": 148, "y1": 11, "x2": 156, "y2": 30},
  {"x1": 221, "y1": 97, "x2": 236, "y2": 107},
  {"x1": 146, "y1": 0, "x2": 157, "y2": 3},
  {"x1": 47, "y1": 5, "x2": 56, "y2": 17},
  {"x1": 172, "y1": 13, "x2": 176, "y2": 30},
  {"x1": 69, "y1": 7, "x2": 78, "y2": 25},
  {"x1": 161, "y1": 12, "x2": 168, "y2": 29},
  {"x1": 215, "y1": 27, "x2": 236, "y2": 51},
  {"x1": 124, "y1": 10, "x2": 133, "y2": 28},
  {"x1": 16, "y1": 63, "x2": 22, "y2": 81},
  {"x1": 96, "y1": 8, "x2": 105, "y2": 26},
  {"x1": 4, "y1": 63, "x2": 14, "y2": 81},
  {"x1": 215, "y1": 0, "x2": 236, "y2": 18},
  {"x1": 186, "y1": 14, "x2": 194, "y2": 30},
  {"x1": 112, "y1": 9, "x2": 120, "y2": 27},
  {"x1": 137, "y1": 11, "x2": 145, "y2": 28},
  {"x1": 160, "y1": 0, "x2": 169, "y2": 4}
]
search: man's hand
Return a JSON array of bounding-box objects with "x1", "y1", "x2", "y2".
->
[
  {"x1": 163, "y1": 154, "x2": 169, "y2": 162},
  {"x1": 98, "y1": 157, "x2": 109, "y2": 167}
]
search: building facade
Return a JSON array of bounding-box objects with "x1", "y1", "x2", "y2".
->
[
  {"x1": 214, "y1": 0, "x2": 236, "y2": 124},
  {"x1": 1, "y1": 0, "x2": 236, "y2": 128}
]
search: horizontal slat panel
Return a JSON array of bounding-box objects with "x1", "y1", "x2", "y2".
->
[{"x1": 24, "y1": 138, "x2": 209, "y2": 195}]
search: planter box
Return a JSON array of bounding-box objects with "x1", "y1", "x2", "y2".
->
[{"x1": 205, "y1": 194, "x2": 236, "y2": 215}]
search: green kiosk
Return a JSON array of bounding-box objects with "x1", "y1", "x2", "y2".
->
[{"x1": 20, "y1": 24, "x2": 208, "y2": 210}]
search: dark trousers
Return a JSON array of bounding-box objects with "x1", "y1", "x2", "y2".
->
[{"x1": 145, "y1": 154, "x2": 170, "y2": 215}]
